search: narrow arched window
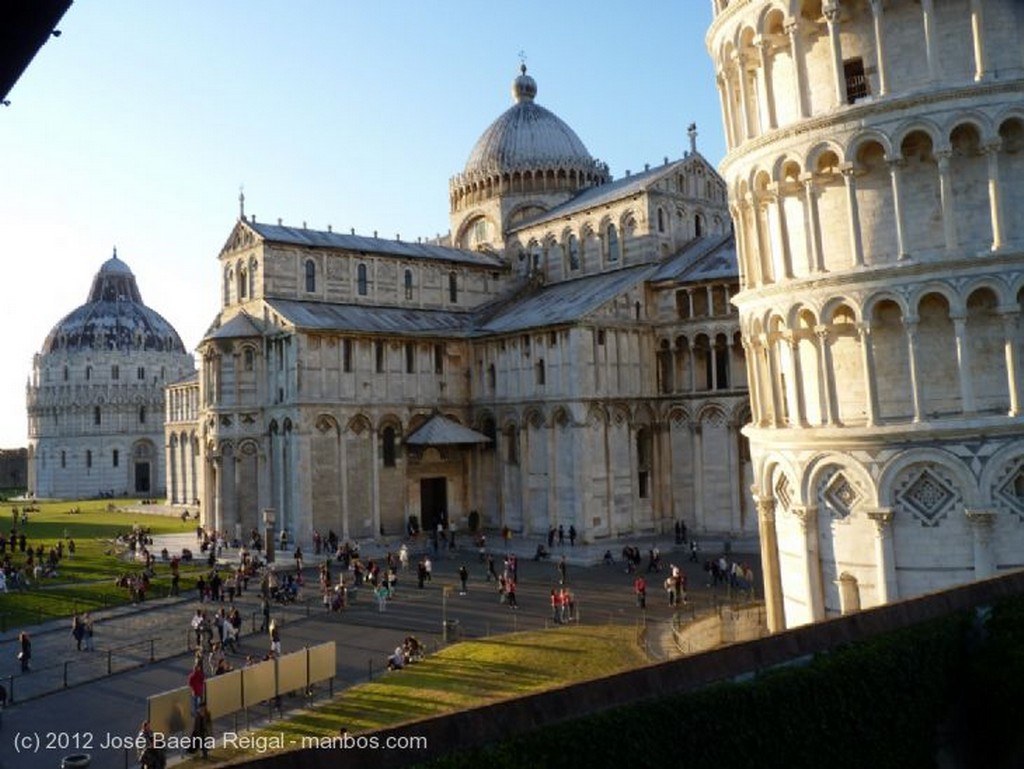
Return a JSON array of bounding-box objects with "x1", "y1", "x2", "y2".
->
[
  {"x1": 694, "y1": 214, "x2": 704, "y2": 237},
  {"x1": 223, "y1": 269, "x2": 232, "y2": 305},
  {"x1": 304, "y1": 259, "x2": 316, "y2": 292},
  {"x1": 449, "y1": 272, "x2": 458, "y2": 303},
  {"x1": 404, "y1": 269, "x2": 413, "y2": 300},
  {"x1": 657, "y1": 208, "x2": 665, "y2": 233},
  {"x1": 94, "y1": 406, "x2": 101, "y2": 425},
  {"x1": 239, "y1": 266, "x2": 248, "y2": 299},
  {"x1": 244, "y1": 348, "x2": 255, "y2": 371},
  {"x1": 357, "y1": 263, "x2": 368, "y2": 296},
  {"x1": 568, "y1": 234, "x2": 580, "y2": 271},
  {"x1": 382, "y1": 426, "x2": 397, "y2": 467},
  {"x1": 607, "y1": 224, "x2": 620, "y2": 262},
  {"x1": 139, "y1": 406, "x2": 146, "y2": 424}
]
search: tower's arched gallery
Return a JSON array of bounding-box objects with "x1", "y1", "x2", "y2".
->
[
  {"x1": 709, "y1": 0, "x2": 1024, "y2": 630},
  {"x1": 165, "y1": 67, "x2": 754, "y2": 548}
]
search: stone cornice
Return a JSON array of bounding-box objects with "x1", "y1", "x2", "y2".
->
[
  {"x1": 732, "y1": 247, "x2": 1024, "y2": 312},
  {"x1": 719, "y1": 79, "x2": 1024, "y2": 178}
]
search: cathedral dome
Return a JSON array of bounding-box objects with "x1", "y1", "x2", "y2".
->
[
  {"x1": 463, "y1": 65, "x2": 597, "y2": 176},
  {"x1": 41, "y1": 251, "x2": 187, "y2": 354}
]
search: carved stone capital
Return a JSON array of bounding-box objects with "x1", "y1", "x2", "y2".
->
[
  {"x1": 965, "y1": 509, "x2": 997, "y2": 526},
  {"x1": 791, "y1": 504, "x2": 817, "y2": 532},
  {"x1": 866, "y1": 507, "x2": 894, "y2": 531},
  {"x1": 755, "y1": 495, "x2": 777, "y2": 523}
]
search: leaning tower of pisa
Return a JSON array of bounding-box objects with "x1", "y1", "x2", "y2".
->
[{"x1": 707, "y1": 0, "x2": 1024, "y2": 631}]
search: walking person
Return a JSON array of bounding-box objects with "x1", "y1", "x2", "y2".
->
[
  {"x1": 187, "y1": 659, "x2": 205, "y2": 715},
  {"x1": 83, "y1": 612, "x2": 95, "y2": 651},
  {"x1": 71, "y1": 614, "x2": 85, "y2": 651},
  {"x1": 269, "y1": 620, "x2": 281, "y2": 656},
  {"x1": 633, "y1": 574, "x2": 647, "y2": 610},
  {"x1": 458, "y1": 564, "x2": 469, "y2": 595},
  {"x1": 17, "y1": 631, "x2": 31, "y2": 672}
]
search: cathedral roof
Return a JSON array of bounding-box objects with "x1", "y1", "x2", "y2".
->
[
  {"x1": 648, "y1": 233, "x2": 737, "y2": 283},
  {"x1": 264, "y1": 299, "x2": 474, "y2": 337},
  {"x1": 462, "y1": 66, "x2": 600, "y2": 177},
  {"x1": 243, "y1": 221, "x2": 504, "y2": 268},
  {"x1": 41, "y1": 251, "x2": 188, "y2": 355},
  {"x1": 474, "y1": 264, "x2": 656, "y2": 335}
]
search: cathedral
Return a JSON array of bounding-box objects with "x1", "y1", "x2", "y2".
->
[
  {"x1": 164, "y1": 66, "x2": 753, "y2": 548},
  {"x1": 27, "y1": 252, "x2": 195, "y2": 498},
  {"x1": 709, "y1": 0, "x2": 1024, "y2": 630}
]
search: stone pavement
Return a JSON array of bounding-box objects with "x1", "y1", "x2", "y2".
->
[{"x1": 0, "y1": 528, "x2": 760, "y2": 769}]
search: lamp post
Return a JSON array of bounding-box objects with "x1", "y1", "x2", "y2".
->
[{"x1": 263, "y1": 508, "x2": 276, "y2": 564}]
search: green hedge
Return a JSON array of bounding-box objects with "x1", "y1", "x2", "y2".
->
[{"x1": 416, "y1": 609, "x2": 985, "y2": 769}]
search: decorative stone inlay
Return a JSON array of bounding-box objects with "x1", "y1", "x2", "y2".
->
[
  {"x1": 993, "y1": 457, "x2": 1024, "y2": 521},
  {"x1": 895, "y1": 465, "x2": 961, "y2": 527},
  {"x1": 774, "y1": 473, "x2": 792, "y2": 512},
  {"x1": 819, "y1": 469, "x2": 860, "y2": 520}
]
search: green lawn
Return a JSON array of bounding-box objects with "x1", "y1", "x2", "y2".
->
[
  {"x1": 184, "y1": 625, "x2": 648, "y2": 766},
  {"x1": 0, "y1": 498, "x2": 203, "y2": 629}
]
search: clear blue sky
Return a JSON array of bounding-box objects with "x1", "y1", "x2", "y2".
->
[{"x1": 0, "y1": 0, "x2": 722, "y2": 449}]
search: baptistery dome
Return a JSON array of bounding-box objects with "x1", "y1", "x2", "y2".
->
[
  {"x1": 27, "y1": 250, "x2": 195, "y2": 500},
  {"x1": 42, "y1": 251, "x2": 186, "y2": 354},
  {"x1": 463, "y1": 65, "x2": 598, "y2": 176}
]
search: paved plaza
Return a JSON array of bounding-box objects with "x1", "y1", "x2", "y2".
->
[{"x1": 0, "y1": 523, "x2": 759, "y2": 769}]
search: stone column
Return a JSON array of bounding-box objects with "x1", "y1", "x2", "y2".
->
[
  {"x1": 212, "y1": 455, "x2": 223, "y2": 535},
  {"x1": 792, "y1": 505, "x2": 824, "y2": 623},
  {"x1": 750, "y1": 193, "x2": 773, "y2": 283},
  {"x1": 966, "y1": 509, "x2": 997, "y2": 579},
  {"x1": 888, "y1": 158, "x2": 909, "y2": 259},
  {"x1": 936, "y1": 150, "x2": 960, "y2": 251},
  {"x1": 740, "y1": 199, "x2": 763, "y2": 285},
  {"x1": 824, "y1": 3, "x2": 848, "y2": 107},
  {"x1": 756, "y1": 494, "x2": 785, "y2": 632},
  {"x1": 984, "y1": 141, "x2": 1005, "y2": 251},
  {"x1": 970, "y1": 0, "x2": 987, "y2": 81},
  {"x1": 370, "y1": 427, "x2": 381, "y2": 538},
  {"x1": 801, "y1": 175, "x2": 825, "y2": 273},
  {"x1": 857, "y1": 321, "x2": 879, "y2": 426},
  {"x1": 744, "y1": 340, "x2": 765, "y2": 426},
  {"x1": 717, "y1": 74, "x2": 736, "y2": 150},
  {"x1": 1000, "y1": 310, "x2": 1021, "y2": 416},
  {"x1": 692, "y1": 423, "x2": 705, "y2": 532},
  {"x1": 688, "y1": 341, "x2": 697, "y2": 392},
  {"x1": 732, "y1": 55, "x2": 750, "y2": 144},
  {"x1": 756, "y1": 38, "x2": 778, "y2": 130},
  {"x1": 867, "y1": 508, "x2": 897, "y2": 604},
  {"x1": 786, "y1": 21, "x2": 808, "y2": 118},
  {"x1": 921, "y1": 0, "x2": 938, "y2": 82},
  {"x1": 769, "y1": 184, "x2": 794, "y2": 278},
  {"x1": 842, "y1": 166, "x2": 865, "y2": 267},
  {"x1": 815, "y1": 325, "x2": 839, "y2": 426},
  {"x1": 952, "y1": 315, "x2": 976, "y2": 414},
  {"x1": 785, "y1": 332, "x2": 808, "y2": 426},
  {"x1": 904, "y1": 317, "x2": 924, "y2": 422},
  {"x1": 869, "y1": 0, "x2": 888, "y2": 95},
  {"x1": 730, "y1": 204, "x2": 750, "y2": 288},
  {"x1": 763, "y1": 333, "x2": 784, "y2": 427},
  {"x1": 727, "y1": 421, "x2": 742, "y2": 533}
]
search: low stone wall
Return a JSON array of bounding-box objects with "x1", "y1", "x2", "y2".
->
[
  {"x1": 672, "y1": 602, "x2": 768, "y2": 654},
  {"x1": 220, "y1": 570, "x2": 1024, "y2": 769}
]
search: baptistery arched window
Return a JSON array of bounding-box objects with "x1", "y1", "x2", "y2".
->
[{"x1": 568, "y1": 234, "x2": 580, "y2": 271}]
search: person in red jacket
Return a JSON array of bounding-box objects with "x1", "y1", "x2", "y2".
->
[
  {"x1": 633, "y1": 575, "x2": 647, "y2": 610},
  {"x1": 187, "y1": 659, "x2": 205, "y2": 715}
]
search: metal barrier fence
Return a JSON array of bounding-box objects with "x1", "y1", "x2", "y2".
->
[{"x1": 2, "y1": 597, "x2": 318, "y2": 705}]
